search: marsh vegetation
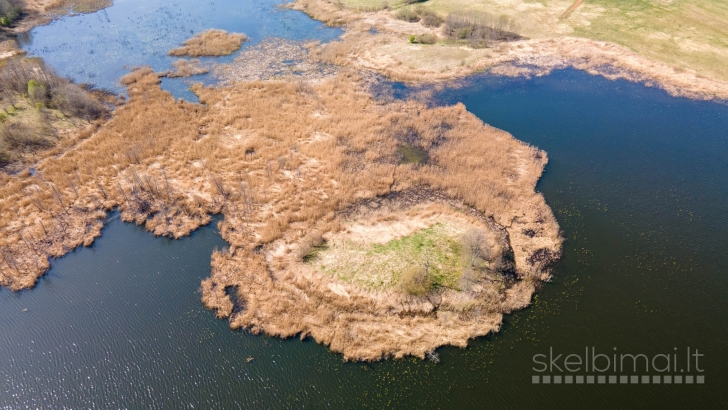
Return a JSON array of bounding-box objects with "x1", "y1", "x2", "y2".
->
[
  {"x1": 169, "y1": 29, "x2": 247, "y2": 57},
  {"x1": 0, "y1": 65, "x2": 559, "y2": 359}
]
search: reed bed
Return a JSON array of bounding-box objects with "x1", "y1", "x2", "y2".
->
[
  {"x1": 0, "y1": 68, "x2": 560, "y2": 359},
  {"x1": 169, "y1": 29, "x2": 247, "y2": 57}
]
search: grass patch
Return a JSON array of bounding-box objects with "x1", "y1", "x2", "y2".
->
[
  {"x1": 398, "y1": 143, "x2": 428, "y2": 164},
  {"x1": 309, "y1": 223, "x2": 465, "y2": 291}
]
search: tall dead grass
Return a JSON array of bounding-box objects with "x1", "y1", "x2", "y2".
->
[
  {"x1": 0, "y1": 68, "x2": 560, "y2": 359},
  {"x1": 169, "y1": 29, "x2": 247, "y2": 57}
]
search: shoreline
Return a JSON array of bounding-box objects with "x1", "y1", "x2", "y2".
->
[
  {"x1": 292, "y1": 1, "x2": 728, "y2": 102},
  {"x1": 3, "y1": 1, "x2": 113, "y2": 34}
]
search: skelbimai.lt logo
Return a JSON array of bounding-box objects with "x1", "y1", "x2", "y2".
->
[{"x1": 532, "y1": 347, "x2": 705, "y2": 385}]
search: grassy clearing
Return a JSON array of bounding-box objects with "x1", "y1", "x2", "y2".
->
[{"x1": 310, "y1": 223, "x2": 464, "y2": 291}]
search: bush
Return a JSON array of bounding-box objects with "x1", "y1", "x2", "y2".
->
[
  {"x1": 417, "y1": 7, "x2": 443, "y2": 27},
  {"x1": 1, "y1": 122, "x2": 53, "y2": 151},
  {"x1": 27, "y1": 79, "x2": 48, "y2": 102},
  {"x1": 414, "y1": 33, "x2": 437, "y2": 44},
  {"x1": 0, "y1": 0, "x2": 22, "y2": 27},
  {"x1": 445, "y1": 11, "x2": 521, "y2": 47},
  {"x1": 1, "y1": 60, "x2": 107, "y2": 121},
  {"x1": 298, "y1": 230, "x2": 325, "y2": 261},
  {"x1": 460, "y1": 229, "x2": 492, "y2": 271},
  {"x1": 399, "y1": 265, "x2": 433, "y2": 295},
  {"x1": 395, "y1": 8, "x2": 420, "y2": 23},
  {"x1": 0, "y1": 148, "x2": 10, "y2": 167},
  {"x1": 51, "y1": 83, "x2": 106, "y2": 120}
]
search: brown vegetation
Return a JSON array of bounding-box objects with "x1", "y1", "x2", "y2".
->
[
  {"x1": 169, "y1": 29, "x2": 247, "y2": 58},
  {"x1": 0, "y1": 67, "x2": 560, "y2": 360},
  {"x1": 395, "y1": 6, "x2": 443, "y2": 28},
  {"x1": 166, "y1": 59, "x2": 210, "y2": 78}
]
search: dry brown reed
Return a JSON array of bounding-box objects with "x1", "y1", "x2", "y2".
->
[
  {"x1": 167, "y1": 59, "x2": 210, "y2": 78},
  {"x1": 169, "y1": 29, "x2": 247, "y2": 58},
  {"x1": 44, "y1": 0, "x2": 112, "y2": 13},
  {"x1": 0, "y1": 68, "x2": 560, "y2": 360}
]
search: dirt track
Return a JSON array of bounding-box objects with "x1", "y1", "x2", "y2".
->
[{"x1": 560, "y1": 0, "x2": 584, "y2": 19}]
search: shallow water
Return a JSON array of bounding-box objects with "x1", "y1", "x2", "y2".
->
[
  {"x1": 4, "y1": 1, "x2": 728, "y2": 408},
  {"x1": 22, "y1": 0, "x2": 341, "y2": 97}
]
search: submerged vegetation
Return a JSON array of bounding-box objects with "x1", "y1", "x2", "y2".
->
[{"x1": 169, "y1": 29, "x2": 247, "y2": 57}]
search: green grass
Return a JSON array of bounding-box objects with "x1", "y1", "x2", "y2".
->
[{"x1": 308, "y1": 223, "x2": 465, "y2": 291}]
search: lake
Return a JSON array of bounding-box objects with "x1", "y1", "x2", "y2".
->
[{"x1": 3, "y1": 1, "x2": 727, "y2": 408}]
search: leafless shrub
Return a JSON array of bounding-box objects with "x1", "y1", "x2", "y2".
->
[
  {"x1": 445, "y1": 11, "x2": 521, "y2": 47},
  {"x1": 51, "y1": 83, "x2": 106, "y2": 120},
  {"x1": 413, "y1": 33, "x2": 437, "y2": 44},
  {"x1": 395, "y1": 7, "x2": 419, "y2": 23},
  {"x1": 298, "y1": 230, "x2": 324, "y2": 260},
  {"x1": 399, "y1": 265, "x2": 433, "y2": 295},
  {"x1": 416, "y1": 7, "x2": 443, "y2": 27},
  {"x1": 460, "y1": 228, "x2": 492, "y2": 269},
  {"x1": 1, "y1": 123, "x2": 53, "y2": 150}
]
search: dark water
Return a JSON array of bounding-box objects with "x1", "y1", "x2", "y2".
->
[
  {"x1": 4, "y1": 1, "x2": 728, "y2": 408},
  {"x1": 22, "y1": 0, "x2": 341, "y2": 97}
]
